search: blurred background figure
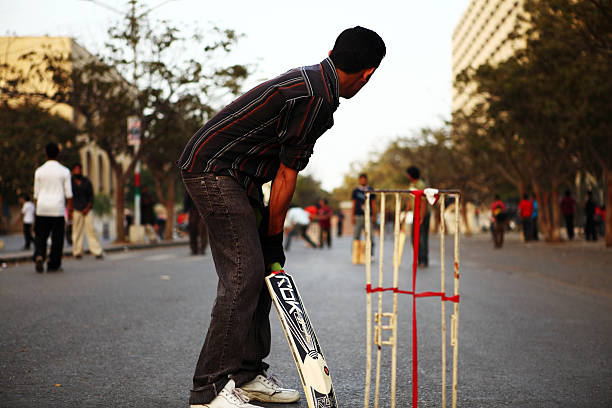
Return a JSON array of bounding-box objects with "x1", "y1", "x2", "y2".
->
[
  {"x1": 71, "y1": 164, "x2": 103, "y2": 259},
  {"x1": 33, "y1": 142, "x2": 72, "y2": 273},
  {"x1": 518, "y1": 193, "x2": 533, "y2": 243},
  {"x1": 184, "y1": 192, "x2": 208, "y2": 255},
  {"x1": 284, "y1": 205, "x2": 316, "y2": 250},
  {"x1": 336, "y1": 210, "x2": 344, "y2": 237},
  {"x1": 405, "y1": 165, "x2": 430, "y2": 266},
  {"x1": 585, "y1": 190, "x2": 598, "y2": 241},
  {"x1": 154, "y1": 203, "x2": 167, "y2": 240},
  {"x1": 317, "y1": 198, "x2": 332, "y2": 248},
  {"x1": 560, "y1": 189, "x2": 576, "y2": 241},
  {"x1": 20, "y1": 194, "x2": 35, "y2": 250},
  {"x1": 352, "y1": 173, "x2": 375, "y2": 263},
  {"x1": 531, "y1": 193, "x2": 539, "y2": 241},
  {"x1": 491, "y1": 194, "x2": 507, "y2": 248},
  {"x1": 140, "y1": 186, "x2": 158, "y2": 243}
]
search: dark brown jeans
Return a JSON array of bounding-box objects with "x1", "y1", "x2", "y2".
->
[{"x1": 182, "y1": 173, "x2": 271, "y2": 405}]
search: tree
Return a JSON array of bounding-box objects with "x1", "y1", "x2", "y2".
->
[
  {"x1": 452, "y1": 0, "x2": 612, "y2": 242},
  {"x1": 142, "y1": 95, "x2": 202, "y2": 240},
  {"x1": 88, "y1": 0, "x2": 248, "y2": 242},
  {"x1": 292, "y1": 175, "x2": 329, "y2": 208},
  {"x1": 0, "y1": 102, "x2": 80, "y2": 205}
]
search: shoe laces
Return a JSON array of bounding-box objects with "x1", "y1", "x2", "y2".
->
[
  {"x1": 261, "y1": 372, "x2": 282, "y2": 389},
  {"x1": 224, "y1": 386, "x2": 251, "y2": 405}
]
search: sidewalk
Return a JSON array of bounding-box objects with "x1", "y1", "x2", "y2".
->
[{"x1": 0, "y1": 233, "x2": 188, "y2": 264}]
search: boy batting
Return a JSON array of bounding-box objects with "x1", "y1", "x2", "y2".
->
[{"x1": 178, "y1": 26, "x2": 385, "y2": 408}]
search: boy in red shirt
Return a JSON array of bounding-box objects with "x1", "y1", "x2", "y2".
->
[{"x1": 518, "y1": 193, "x2": 534, "y2": 242}]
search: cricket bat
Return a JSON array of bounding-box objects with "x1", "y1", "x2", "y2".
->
[{"x1": 265, "y1": 270, "x2": 338, "y2": 408}]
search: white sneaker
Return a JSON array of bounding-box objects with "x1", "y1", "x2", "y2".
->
[
  {"x1": 190, "y1": 379, "x2": 258, "y2": 408},
  {"x1": 240, "y1": 371, "x2": 300, "y2": 403}
]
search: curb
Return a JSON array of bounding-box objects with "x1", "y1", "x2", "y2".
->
[{"x1": 0, "y1": 239, "x2": 189, "y2": 265}]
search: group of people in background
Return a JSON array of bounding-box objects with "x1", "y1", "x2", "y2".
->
[
  {"x1": 561, "y1": 189, "x2": 603, "y2": 241},
  {"x1": 23, "y1": 142, "x2": 104, "y2": 273},
  {"x1": 491, "y1": 188, "x2": 605, "y2": 247}
]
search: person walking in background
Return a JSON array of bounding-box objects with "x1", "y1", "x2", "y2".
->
[
  {"x1": 585, "y1": 190, "x2": 598, "y2": 241},
  {"x1": 71, "y1": 164, "x2": 103, "y2": 260},
  {"x1": 560, "y1": 189, "x2": 576, "y2": 240},
  {"x1": 490, "y1": 194, "x2": 507, "y2": 248},
  {"x1": 33, "y1": 143, "x2": 72, "y2": 273},
  {"x1": 317, "y1": 198, "x2": 332, "y2": 248},
  {"x1": 20, "y1": 194, "x2": 35, "y2": 250},
  {"x1": 284, "y1": 205, "x2": 317, "y2": 250},
  {"x1": 405, "y1": 165, "x2": 430, "y2": 266},
  {"x1": 531, "y1": 193, "x2": 539, "y2": 241},
  {"x1": 184, "y1": 192, "x2": 208, "y2": 255}
]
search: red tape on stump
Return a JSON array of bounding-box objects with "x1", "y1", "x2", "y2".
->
[{"x1": 364, "y1": 190, "x2": 459, "y2": 407}]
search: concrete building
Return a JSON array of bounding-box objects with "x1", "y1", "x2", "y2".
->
[
  {"x1": 0, "y1": 37, "x2": 122, "y2": 234},
  {"x1": 452, "y1": 0, "x2": 528, "y2": 114},
  {"x1": 0, "y1": 36, "x2": 116, "y2": 195}
]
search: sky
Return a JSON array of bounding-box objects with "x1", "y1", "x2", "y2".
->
[{"x1": 1, "y1": 0, "x2": 471, "y2": 191}]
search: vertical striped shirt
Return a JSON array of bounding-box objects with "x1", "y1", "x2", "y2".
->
[{"x1": 177, "y1": 58, "x2": 340, "y2": 204}]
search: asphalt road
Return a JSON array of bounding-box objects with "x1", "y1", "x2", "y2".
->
[{"x1": 1, "y1": 234, "x2": 611, "y2": 407}]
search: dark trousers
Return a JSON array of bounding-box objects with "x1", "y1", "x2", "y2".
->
[
  {"x1": 319, "y1": 225, "x2": 331, "y2": 248},
  {"x1": 492, "y1": 221, "x2": 505, "y2": 248},
  {"x1": 411, "y1": 212, "x2": 430, "y2": 265},
  {"x1": 183, "y1": 173, "x2": 270, "y2": 404},
  {"x1": 189, "y1": 208, "x2": 208, "y2": 254},
  {"x1": 564, "y1": 214, "x2": 574, "y2": 240},
  {"x1": 23, "y1": 223, "x2": 33, "y2": 249},
  {"x1": 285, "y1": 224, "x2": 316, "y2": 250},
  {"x1": 531, "y1": 217, "x2": 539, "y2": 241},
  {"x1": 521, "y1": 217, "x2": 532, "y2": 242},
  {"x1": 585, "y1": 216, "x2": 598, "y2": 241},
  {"x1": 34, "y1": 216, "x2": 65, "y2": 270}
]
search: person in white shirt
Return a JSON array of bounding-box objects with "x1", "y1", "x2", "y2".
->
[
  {"x1": 33, "y1": 143, "x2": 73, "y2": 273},
  {"x1": 20, "y1": 194, "x2": 35, "y2": 250},
  {"x1": 284, "y1": 206, "x2": 317, "y2": 250}
]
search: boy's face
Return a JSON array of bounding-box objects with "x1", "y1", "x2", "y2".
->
[{"x1": 341, "y1": 68, "x2": 376, "y2": 99}]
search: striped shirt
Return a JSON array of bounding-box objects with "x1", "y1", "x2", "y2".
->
[{"x1": 177, "y1": 58, "x2": 340, "y2": 204}]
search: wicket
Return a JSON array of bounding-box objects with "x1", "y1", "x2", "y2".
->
[{"x1": 363, "y1": 189, "x2": 461, "y2": 408}]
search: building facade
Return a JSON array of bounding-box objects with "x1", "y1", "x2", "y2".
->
[
  {"x1": 452, "y1": 0, "x2": 528, "y2": 114},
  {"x1": 0, "y1": 36, "x2": 116, "y2": 196},
  {"x1": 0, "y1": 37, "x2": 123, "y2": 234}
]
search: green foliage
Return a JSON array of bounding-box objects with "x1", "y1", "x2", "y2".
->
[
  {"x1": 292, "y1": 174, "x2": 330, "y2": 208},
  {"x1": 452, "y1": 0, "x2": 612, "y2": 241},
  {"x1": 0, "y1": 102, "x2": 80, "y2": 203},
  {"x1": 93, "y1": 193, "x2": 113, "y2": 216}
]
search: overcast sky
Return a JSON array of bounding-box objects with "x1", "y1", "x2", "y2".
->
[{"x1": 1, "y1": 0, "x2": 471, "y2": 190}]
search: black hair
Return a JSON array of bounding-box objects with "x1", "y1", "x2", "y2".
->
[
  {"x1": 45, "y1": 142, "x2": 59, "y2": 159},
  {"x1": 72, "y1": 163, "x2": 82, "y2": 171},
  {"x1": 359, "y1": 173, "x2": 368, "y2": 179},
  {"x1": 330, "y1": 26, "x2": 386, "y2": 73},
  {"x1": 22, "y1": 194, "x2": 31, "y2": 201},
  {"x1": 494, "y1": 194, "x2": 500, "y2": 200},
  {"x1": 406, "y1": 165, "x2": 420, "y2": 180},
  {"x1": 564, "y1": 189, "x2": 571, "y2": 197}
]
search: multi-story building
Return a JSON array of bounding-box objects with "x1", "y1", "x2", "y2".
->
[
  {"x1": 0, "y1": 36, "x2": 117, "y2": 196},
  {"x1": 452, "y1": 0, "x2": 528, "y2": 114},
  {"x1": 0, "y1": 37, "x2": 129, "y2": 235}
]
